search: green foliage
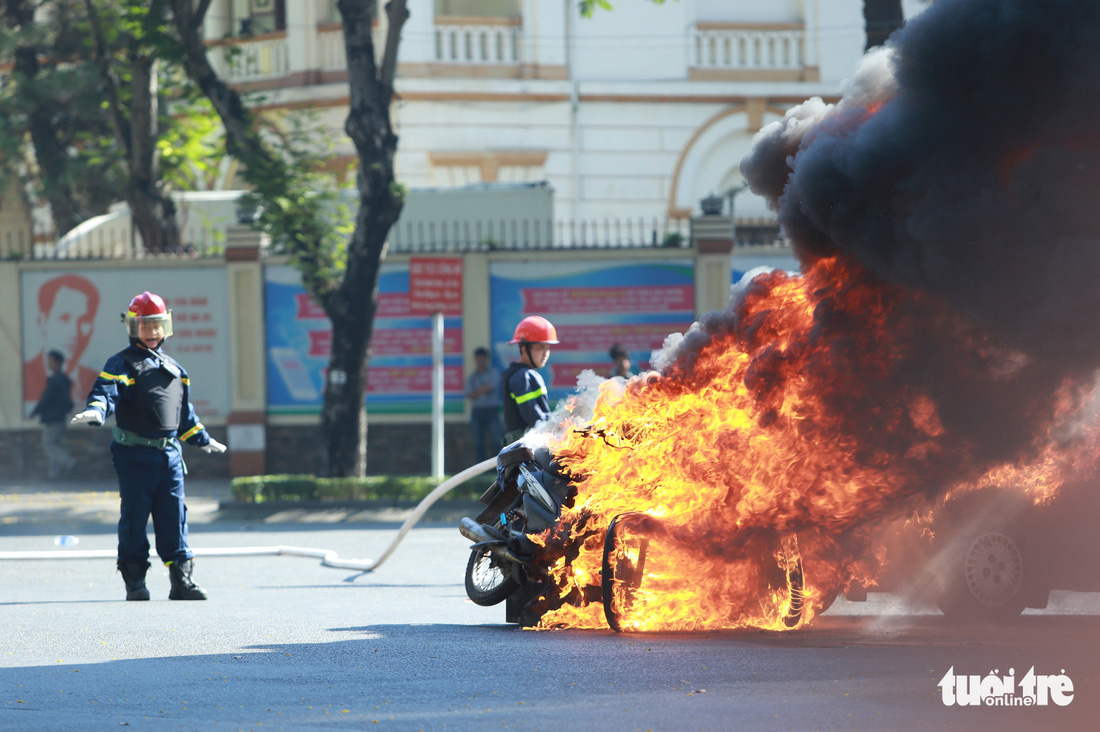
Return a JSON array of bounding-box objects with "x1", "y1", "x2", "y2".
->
[
  {"x1": 0, "y1": 0, "x2": 220, "y2": 234},
  {"x1": 0, "y1": 2, "x2": 122, "y2": 222},
  {"x1": 230, "y1": 473, "x2": 495, "y2": 503},
  {"x1": 227, "y1": 105, "x2": 351, "y2": 303},
  {"x1": 579, "y1": 0, "x2": 667, "y2": 17},
  {"x1": 661, "y1": 232, "x2": 685, "y2": 248}
]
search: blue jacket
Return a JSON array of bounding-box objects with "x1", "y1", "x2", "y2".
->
[
  {"x1": 84, "y1": 343, "x2": 212, "y2": 446},
  {"x1": 502, "y1": 361, "x2": 550, "y2": 433}
]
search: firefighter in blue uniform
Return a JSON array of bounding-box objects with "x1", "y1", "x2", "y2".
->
[
  {"x1": 72, "y1": 291, "x2": 226, "y2": 601},
  {"x1": 501, "y1": 315, "x2": 559, "y2": 444}
]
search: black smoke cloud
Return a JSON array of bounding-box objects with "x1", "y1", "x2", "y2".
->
[{"x1": 740, "y1": 0, "x2": 1100, "y2": 371}]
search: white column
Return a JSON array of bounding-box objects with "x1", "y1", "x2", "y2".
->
[
  {"x1": 287, "y1": 0, "x2": 319, "y2": 77},
  {"x1": 802, "y1": 0, "x2": 820, "y2": 71},
  {"x1": 399, "y1": 0, "x2": 436, "y2": 64}
]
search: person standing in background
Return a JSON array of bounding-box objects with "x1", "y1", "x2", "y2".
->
[
  {"x1": 30, "y1": 349, "x2": 77, "y2": 479},
  {"x1": 465, "y1": 347, "x2": 503, "y2": 462},
  {"x1": 608, "y1": 343, "x2": 634, "y2": 379}
]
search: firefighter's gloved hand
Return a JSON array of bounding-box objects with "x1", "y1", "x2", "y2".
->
[
  {"x1": 71, "y1": 409, "x2": 103, "y2": 426},
  {"x1": 201, "y1": 438, "x2": 227, "y2": 454}
]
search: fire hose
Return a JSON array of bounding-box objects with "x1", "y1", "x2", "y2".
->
[{"x1": 0, "y1": 457, "x2": 496, "y2": 573}]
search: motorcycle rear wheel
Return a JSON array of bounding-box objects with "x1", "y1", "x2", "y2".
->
[
  {"x1": 601, "y1": 515, "x2": 806, "y2": 631},
  {"x1": 465, "y1": 546, "x2": 519, "y2": 606},
  {"x1": 602, "y1": 513, "x2": 651, "y2": 631}
]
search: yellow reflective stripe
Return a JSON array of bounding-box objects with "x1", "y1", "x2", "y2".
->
[
  {"x1": 90, "y1": 400, "x2": 106, "y2": 410},
  {"x1": 180, "y1": 424, "x2": 203, "y2": 441},
  {"x1": 512, "y1": 386, "x2": 547, "y2": 405},
  {"x1": 181, "y1": 377, "x2": 190, "y2": 386},
  {"x1": 100, "y1": 371, "x2": 135, "y2": 386}
]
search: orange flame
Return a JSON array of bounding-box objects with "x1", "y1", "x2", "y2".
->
[{"x1": 527, "y1": 256, "x2": 1091, "y2": 631}]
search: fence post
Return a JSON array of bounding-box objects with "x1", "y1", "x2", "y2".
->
[
  {"x1": 691, "y1": 209, "x2": 735, "y2": 316},
  {"x1": 225, "y1": 225, "x2": 269, "y2": 477}
]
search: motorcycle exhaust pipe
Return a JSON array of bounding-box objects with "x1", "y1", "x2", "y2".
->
[
  {"x1": 459, "y1": 517, "x2": 527, "y2": 565},
  {"x1": 459, "y1": 517, "x2": 495, "y2": 543}
]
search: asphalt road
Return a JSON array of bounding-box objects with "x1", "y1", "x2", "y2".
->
[{"x1": 2, "y1": 507, "x2": 1100, "y2": 731}]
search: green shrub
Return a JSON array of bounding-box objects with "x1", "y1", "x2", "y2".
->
[{"x1": 230, "y1": 472, "x2": 495, "y2": 503}]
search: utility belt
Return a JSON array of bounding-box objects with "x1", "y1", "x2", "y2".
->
[{"x1": 113, "y1": 426, "x2": 179, "y2": 451}]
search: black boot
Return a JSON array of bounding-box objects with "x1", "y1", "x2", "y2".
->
[
  {"x1": 117, "y1": 560, "x2": 151, "y2": 601},
  {"x1": 167, "y1": 559, "x2": 208, "y2": 600}
]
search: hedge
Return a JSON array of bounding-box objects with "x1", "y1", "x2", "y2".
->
[{"x1": 229, "y1": 472, "x2": 496, "y2": 504}]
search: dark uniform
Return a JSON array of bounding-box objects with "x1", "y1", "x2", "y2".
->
[
  {"x1": 84, "y1": 343, "x2": 214, "y2": 565},
  {"x1": 502, "y1": 361, "x2": 550, "y2": 443},
  {"x1": 30, "y1": 359, "x2": 76, "y2": 478}
]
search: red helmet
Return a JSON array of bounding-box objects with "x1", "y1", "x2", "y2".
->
[
  {"x1": 509, "y1": 315, "x2": 559, "y2": 344},
  {"x1": 125, "y1": 291, "x2": 174, "y2": 340}
]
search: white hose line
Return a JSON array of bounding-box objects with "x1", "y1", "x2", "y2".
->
[{"x1": 0, "y1": 457, "x2": 497, "y2": 573}]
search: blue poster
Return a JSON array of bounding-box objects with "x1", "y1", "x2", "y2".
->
[
  {"x1": 489, "y1": 260, "x2": 695, "y2": 405},
  {"x1": 264, "y1": 264, "x2": 464, "y2": 415},
  {"x1": 731, "y1": 249, "x2": 801, "y2": 281}
]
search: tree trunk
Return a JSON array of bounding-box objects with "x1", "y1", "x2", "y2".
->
[
  {"x1": 318, "y1": 0, "x2": 409, "y2": 477},
  {"x1": 125, "y1": 55, "x2": 180, "y2": 253},
  {"x1": 169, "y1": 0, "x2": 405, "y2": 477},
  {"x1": 7, "y1": 14, "x2": 85, "y2": 237},
  {"x1": 863, "y1": 0, "x2": 905, "y2": 51}
]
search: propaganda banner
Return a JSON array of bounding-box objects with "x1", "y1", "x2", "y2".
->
[
  {"x1": 408, "y1": 257, "x2": 463, "y2": 314},
  {"x1": 264, "y1": 263, "x2": 465, "y2": 415},
  {"x1": 488, "y1": 260, "x2": 695, "y2": 406},
  {"x1": 21, "y1": 268, "x2": 230, "y2": 419}
]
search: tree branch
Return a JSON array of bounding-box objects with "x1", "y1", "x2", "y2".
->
[
  {"x1": 83, "y1": 0, "x2": 133, "y2": 156},
  {"x1": 380, "y1": 0, "x2": 409, "y2": 89}
]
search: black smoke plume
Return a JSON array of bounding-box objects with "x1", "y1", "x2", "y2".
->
[{"x1": 741, "y1": 0, "x2": 1100, "y2": 371}]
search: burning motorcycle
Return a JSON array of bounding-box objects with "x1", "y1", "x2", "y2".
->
[{"x1": 460, "y1": 441, "x2": 806, "y2": 630}]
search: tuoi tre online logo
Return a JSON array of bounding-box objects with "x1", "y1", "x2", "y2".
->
[{"x1": 938, "y1": 666, "x2": 1074, "y2": 707}]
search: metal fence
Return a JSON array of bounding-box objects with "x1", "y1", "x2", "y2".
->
[
  {"x1": 20, "y1": 218, "x2": 781, "y2": 261},
  {"x1": 387, "y1": 217, "x2": 695, "y2": 253}
]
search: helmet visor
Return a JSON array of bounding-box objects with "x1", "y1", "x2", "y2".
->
[{"x1": 126, "y1": 311, "x2": 174, "y2": 340}]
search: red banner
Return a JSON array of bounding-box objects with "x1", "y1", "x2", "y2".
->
[
  {"x1": 521, "y1": 285, "x2": 693, "y2": 315},
  {"x1": 409, "y1": 257, "x2": 463, "y2": 314},
  {"x1": 306, "y1": 328, "x2": 462, "y2": 358},
  {"x1": 550, "y1": 362, "x2": 635, "y2": 387},
  {"x1": 366, "y1": 365, "x2": 464, "y2": 393},
  {"x1": 294, "y1": 293, "x2": 327, "y2": 319},
  {"x1": 555, "y1": 322, "x2": 689, "y2": 353}
]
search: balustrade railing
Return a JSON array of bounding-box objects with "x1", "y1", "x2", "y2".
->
[
  {"x1": 209, "y1": 32, "x2": 290, "y2": 84},
  {"x1": 691, "y1": 24, "x2": 805, "y2": 70},
  {"x1": 434, "y1": 19, "x2": 521, "y2": 65}
]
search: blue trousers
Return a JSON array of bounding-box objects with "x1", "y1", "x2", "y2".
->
[{"x1": 111, "y1": 441, "x2": 192, "y2": 564}]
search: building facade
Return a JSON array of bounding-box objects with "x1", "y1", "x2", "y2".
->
[{"x1": 198, "y1": 0, "x2": 919, "y2": 227}]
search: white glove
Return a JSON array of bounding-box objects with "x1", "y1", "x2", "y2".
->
[
  {"x1": 71, "y1": 409, "x2": 103, "y2": 426},
  {"x1": 201, "y1": 437, "x2": 227, "y2": 454}
]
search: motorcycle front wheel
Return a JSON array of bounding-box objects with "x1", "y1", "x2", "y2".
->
[{"x1": 465, "y1": 546, "x2": 519, "y2": 606}]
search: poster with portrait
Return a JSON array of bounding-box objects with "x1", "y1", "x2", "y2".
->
[
  {"x1": 20, "y1": 268, "x2": 231, "y2": 420},
  {"x1": 264, "y1": 263, "x2": 465, "y2": 415},
  {"x1": 489, "y1": 260, "x2": 696, "y2": 406}
]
